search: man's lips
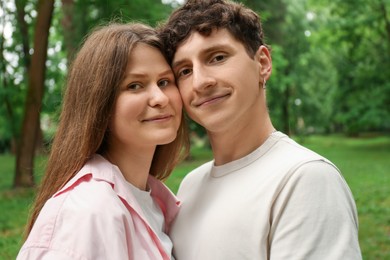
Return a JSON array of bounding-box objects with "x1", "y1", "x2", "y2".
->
[
  {"x1": 194, "y1": 93, "x2": 230, "y2": 107},
  {"x1": 142, "y1": 114, "x2": 173, "y2": 122}
]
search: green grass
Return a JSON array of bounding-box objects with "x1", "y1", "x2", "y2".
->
[
  {"x1": 1, "y1": 135, "x2": 389, "y2": 259},
  {"x1": 0, "y1": 155, "x2": 46, "y2": 260}
]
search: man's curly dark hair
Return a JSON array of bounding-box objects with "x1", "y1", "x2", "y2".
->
[{"x1": 158, "y1": 0, "x2": 268, "y2": 64}]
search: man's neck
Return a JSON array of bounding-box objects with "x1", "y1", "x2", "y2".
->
[{"x1": 208, "y1": 116, "x2": 275, "y2": 166}]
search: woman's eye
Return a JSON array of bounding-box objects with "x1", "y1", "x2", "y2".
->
[
  {"x1": 127, "y1": 83, "x2": 142, "y2": 90},
  {"x1": 158, "y1": 79, "x2": 169, "y2": 88}
]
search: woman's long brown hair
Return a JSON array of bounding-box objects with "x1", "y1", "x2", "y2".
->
[{"x1": 24, "y1": 23, "x2": 189, "y2": 238}]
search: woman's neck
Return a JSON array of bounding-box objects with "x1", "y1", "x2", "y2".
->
[{"x1": 104, "y1": 146, "x2": 156, "y2": 190}]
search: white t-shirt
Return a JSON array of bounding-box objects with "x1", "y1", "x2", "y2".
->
[
  {"x1": 170, "y1": 132, "x2": 362, "y2": 260},
  {"x1": 128, "y1": 183, "x2": 175, "y2": 260}
]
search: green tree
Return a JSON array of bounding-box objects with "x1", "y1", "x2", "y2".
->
[
  {"x1": 0, "y1": 0, "x2": 29, "y2": 154},
  {"x1": 309, "y1": 0, "x2": 390, "y2": 135},
  {"x1": 8, "y1": 0, "x2": 176, "y2": 188},
  {"x1": 14, "y1": 0, "x2": 55, "y2": 187}
]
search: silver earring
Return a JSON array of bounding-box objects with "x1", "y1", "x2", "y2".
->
[{"x1": 263, "y1": 79, "x2": 266, "y2": 89}]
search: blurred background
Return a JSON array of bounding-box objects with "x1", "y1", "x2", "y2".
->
[{"x1": 0, "y1": 0, "x2": 389, "y2": 259}]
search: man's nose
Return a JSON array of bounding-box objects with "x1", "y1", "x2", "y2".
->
[{"x1": 192, "y1": 65, "x2": 217, "y2": 91}]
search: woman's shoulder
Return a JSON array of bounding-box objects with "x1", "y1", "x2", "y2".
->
[
  {"x1": 58, "y1": 176, "x2": 125, "y2": 217},
  {"x1": 19, "y1": 178, "x2": 132, "y2": 260}
]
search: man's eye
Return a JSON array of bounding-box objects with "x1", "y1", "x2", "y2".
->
[
  {"x1": 127, "y1": 83, "x2": 142, "y2": 90},
  {"x1": 178, "y1": 68, "x2": 192, "y2": 78},
  {"x1": 211, "y1": 54, "x2": 226, "y2": 63},
  {"x1": 158, "y1": 79, "x2": 169, "y2": 88}
]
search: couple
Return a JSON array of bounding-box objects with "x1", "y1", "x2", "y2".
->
[{"x1": 17, "y1": 0, "x2": 361, "y2": 259}]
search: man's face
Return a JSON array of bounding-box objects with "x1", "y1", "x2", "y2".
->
[{"x1": 172, "y1": 28, "x2": 270, "y2": 134}]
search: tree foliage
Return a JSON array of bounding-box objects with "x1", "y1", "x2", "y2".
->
[
  {"x1": 247, "y1": 0, "x2": 390, "y2": 135},
  {"x1": 2, "y1": 0, "x2": 176, "y2": 186},
  {"x1": 0, "y1": 0, "x2": 389, "y2": 187}
]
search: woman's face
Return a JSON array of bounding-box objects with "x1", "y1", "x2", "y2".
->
[{"x1": 107, "y1": 43, "x2": 182, "y2": 152}]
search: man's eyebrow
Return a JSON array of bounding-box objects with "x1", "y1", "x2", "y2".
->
[
  {"x1": 201, "y1": 44, "x2": 231, "y2": 55},
  {"x1": 172, "y1": 43, "x2": 232, "y2": 69},
  {"x1": 172, "y1": 59, "x2": 187, "y2": 71}
]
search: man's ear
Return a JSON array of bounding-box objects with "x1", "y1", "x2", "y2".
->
[{"x1": 255, "y1": 46, "x2": 272, "y2": 80}]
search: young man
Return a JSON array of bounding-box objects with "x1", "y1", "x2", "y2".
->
[{"x1": 159, "y1": 0, "x2": 362, "y2": 259}]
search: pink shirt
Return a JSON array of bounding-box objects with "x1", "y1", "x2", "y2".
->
[{"x1": 17, "y1": 154, "x2": 180, "y2": 260}]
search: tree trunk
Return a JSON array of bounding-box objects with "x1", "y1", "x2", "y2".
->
[
  {"x1": 61, "y1": 0, "x2": 77, "y2": 64},
  {"x1": 379, "y1": 0, "x2": 390, "y2": 48},
  {"x1": 14, "y1": 0, "x2": 55, "y2": 188},
  {"x1": 15, "y1": 0, "x2": 31, "y2": 69}
]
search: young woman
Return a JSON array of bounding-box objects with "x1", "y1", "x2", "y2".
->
[{"x1": 17, "y1": 23, "x2": 189, "y2": 260}]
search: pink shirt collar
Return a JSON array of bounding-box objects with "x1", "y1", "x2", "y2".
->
[{"x1": 53, "y1": 154, "x2": 180, "y2": 232}]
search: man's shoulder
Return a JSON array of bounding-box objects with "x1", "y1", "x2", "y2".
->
[
  {"x1": 274, "y1": 134, "x2": 332, "y2": 164},
  {"x1": 184, "y1": 160, "x2": 214, "y2": 181},
  {"x1": 177, "y1": 160, "x2": 214, "y2": 194}
]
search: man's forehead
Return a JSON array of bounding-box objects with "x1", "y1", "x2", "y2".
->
[{"x1": 173, "y1": 29, "x2": 234, "y2": 61}]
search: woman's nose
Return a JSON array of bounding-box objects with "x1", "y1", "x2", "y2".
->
[{"x1": 149, "y1": 85, "x2": 169, "y2": 107}]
